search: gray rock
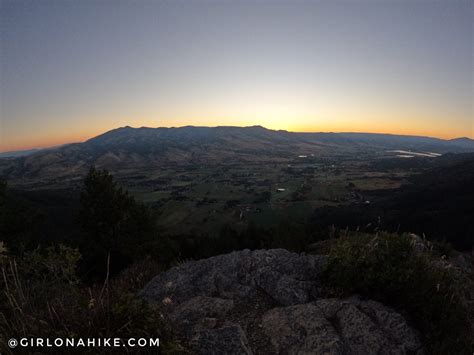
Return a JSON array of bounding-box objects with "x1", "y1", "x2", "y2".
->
[
  {"x1": 357, "y1": 300, "x2": 423, "y2": 352},
  {"x1": 190, "y1": 324, "x2": 253, "y2": 355},
  {"x1": 262, "y1": 299, "x2": 424, "y2": 354},
  {"x1": 261, "y1": 303, "x2": 345, "y2": 354},
  {"x1": 140, "y1": 249, "x2": 424, "y2": 354},
  {"x1": 140, "y1": 249, "x2": 326, "y2": 307},
  {"x1": 169, "y1": 296, "x2": 234, "y2": 323}
]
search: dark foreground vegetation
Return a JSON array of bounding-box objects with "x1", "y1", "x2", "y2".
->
[
  {"x1": 1, "y1": 164, "x2": 473, "y2": 354},
  {"x1": 0, "y1": 170, "x2": 186, "y2": 354},
  {"x1": 0, "y1": 248, "x2": 186, "y2": 354},
  {"x1": 324, "y1": 233, "x2": 473, "y2": 354}
]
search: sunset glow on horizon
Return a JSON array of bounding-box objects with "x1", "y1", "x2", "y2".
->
[
  {"x1": 2, "y1": 117, "x2": 469, "y2": 153},
  {"x1": 1, "y1": 0, "x2": 472, "y2": 152}
]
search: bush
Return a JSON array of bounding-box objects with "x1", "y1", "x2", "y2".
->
[
  {"x1": 323, "y1": 232, "x2": 472, "y2": 354},
  {"x1": 0, "y1": 244, "x2": 186, "y2": 354}
]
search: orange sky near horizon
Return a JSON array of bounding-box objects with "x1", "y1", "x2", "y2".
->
[{"x1": 2, "y1": 116, "x2": 472, "y2": 153}]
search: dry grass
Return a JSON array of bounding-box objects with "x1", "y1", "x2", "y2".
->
[{"x1": 0, "y1": 245, "x2": 186, "y2": 354}]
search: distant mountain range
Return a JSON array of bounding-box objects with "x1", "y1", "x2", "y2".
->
[
  {"x1": 0, "y1": 148, "x2": 41, "y2": 158},
  {"x1": 84, "y1": 126, "x2": 474, "y2": 152},
  {"x1": 1, "y1": 125, "x2": 473, "y2": 187},
  {"x1": 0, "y1": 143, "x2": 67, "y2": 158}
]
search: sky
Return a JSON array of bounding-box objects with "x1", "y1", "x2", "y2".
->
[{"x1": 0, "y1": 0, "x2": 472, "y2": 152}]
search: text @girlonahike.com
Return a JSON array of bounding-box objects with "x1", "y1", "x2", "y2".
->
[{"x1": 7, "y1": 337, "x2": 160, "y2": 349}]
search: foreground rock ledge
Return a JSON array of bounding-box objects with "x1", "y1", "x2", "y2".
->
[{"x1": 140, "y1": 249, "x2": 424, "y2": 354}]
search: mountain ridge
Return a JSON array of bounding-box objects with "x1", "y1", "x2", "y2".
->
[
  {"x1": 87, "y1": 125, "x2": 474, "y2": 144},
  {"x1": 1, "y1": 125, "x2": 473, "y2": 188},
  {"x1": 2, "y1": 125, "x2": 473, "y2": 155}
]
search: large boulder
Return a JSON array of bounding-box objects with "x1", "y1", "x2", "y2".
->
[
  {"x1": 140, "y1": 249, "x2": 424, "y2": 354},
  {"x1": 140, "y1": 249, "x2": 326, "y2": 307}
]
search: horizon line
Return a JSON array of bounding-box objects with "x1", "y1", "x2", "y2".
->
[{"x1": 1, "y1": 124, "x2": 472, "y2": 154}]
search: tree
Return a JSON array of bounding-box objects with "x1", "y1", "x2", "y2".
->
[
  {"x1": 0, "y1": 180, "x2": 6, "y2": 229},
  {"x1": 0, "y1": 180, "x2": 6, "y2": 207},
  {"x1": 79, "y1": 167, "x2": 165, "y2": 276},
  {"x1": 0, "y1": 180, "x2": 6, "y2": 246},
  {"x1": 0, "y1": 180, "x2": 44, "y2": 254}
]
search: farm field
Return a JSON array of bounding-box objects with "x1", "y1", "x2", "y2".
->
[{"x1": 125, "y1": 152, "x2": 418, "y2": 238}]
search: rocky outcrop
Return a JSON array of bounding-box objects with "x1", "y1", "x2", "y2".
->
[
  {"x1": 141, "y1": 249, "x2": 326, "y2": 307},
  {"x1": 262, "y1": 298, "x2": 423, "y2": 354},
  {"x1": 140, "y1": 249, "x2": 424, "y2": 354}
]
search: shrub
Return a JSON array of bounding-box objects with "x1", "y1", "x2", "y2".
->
[
  {"x1": 323, "y1": 232, "x2": 472, "y2": 354},
  {"x1": 0, "y1": 244, "x2": 186, "y2": 354}
]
